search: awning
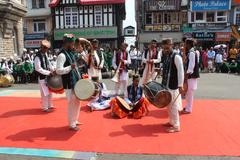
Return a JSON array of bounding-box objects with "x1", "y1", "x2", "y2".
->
[
  {"x1": 80, "y1": 0, "x2": 125, "y2": 5},
  {"x1": 49, "y1": 0, "x2": 125, "y2": 7}
]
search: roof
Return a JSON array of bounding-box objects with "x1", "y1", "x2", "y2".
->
[{"x1": 49, "y1": 0, "x2": 125, "y2": 7}]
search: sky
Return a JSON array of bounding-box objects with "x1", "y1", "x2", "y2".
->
[{"x1": 123, "y1": 0, "x2": 136, "y2": 46}]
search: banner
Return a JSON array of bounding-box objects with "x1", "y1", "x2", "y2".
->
[{"x1": 191, "y1": 0, "x2": 230, "y2": 11}]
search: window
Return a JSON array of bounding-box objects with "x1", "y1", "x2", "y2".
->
[
  {"x1": 196, "y1": 12, "x2": 204, "y2": 21},
  {"x1": 217, "y1": 11, "x2": 227, "y2": 22},
  {"x1": 94, "y1": 6, "x2": 102, "y2": 26},
  {"x1": 64, "y1": 7, "x2": 78, "y2": 28},
  {"x1": 164, "y1": 13, "x2": 171, "y2": 24},
  {"x1": 171, "y1": 12, "x2": 179, "y2": 24},
  {"x1": 12, "y1": 29, "x2": 18, "y2": 54},
  {"x1": 191, "y1": 12, "x2": 194, "y2": 22},
  {"x1": 33, "y1": 20, "x2": 46, "y2": 33},
  {"x1": 153, "y1": 13, "x2": 162, "y2": 24},
  {"x1": 207, "y1": 12, "x2": 215, "y2": 22},
  {"x1": 236, "y1": 13, "x2": 240, "y2": 25},
  {"x1": 32, "y1": 0, "x2": 45, "y2": 9},
  {"x1": 145, "y1": 13, "x2": 152, "y2": 24}
]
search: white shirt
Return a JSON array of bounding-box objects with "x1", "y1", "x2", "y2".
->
[
  {"x1": 56, "y1": 53, "x2": 72, "y2": 75},
  {"x1": 34, "y1": 53, "x2": 53, "y2": 76},
  {"x1": 215, "y1": 54, "x2": 223, "y2": 63},
  {"x1": 129, "y1": 49, "x2": 137, "y2": 60},
  {"x1": 112, "y1": 51, "x2": 131, "y2": 70},
  {"x1": 174, "y1": 55, "x2": 184, "y2": 87},
  {"x1": 142, "y1": 49, "x2": 161, "y2": 64},
  {"x1": 187, "y1": 50, "x2": 196, "y2": 74}
]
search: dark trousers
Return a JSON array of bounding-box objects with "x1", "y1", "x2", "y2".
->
[{"x1": 215, "y1": 63, "x2": 222, "y2": 73}]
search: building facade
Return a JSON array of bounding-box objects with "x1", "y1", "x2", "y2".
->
[
  {"x1": 186, "y1": 0, "x2": 232, "y2": 48},
  {"x1": 49, "y1": 0, "x2": 126, "y2": 49},
  {"x1": 0, "y1": 0, "x2": 27, "y2": 57},
  {"x1": 24, "y1": 0, "x2": 52, "y2": 49},
  {"x1": 135, "y1": 0, "x2": 188, "y2": 49}
]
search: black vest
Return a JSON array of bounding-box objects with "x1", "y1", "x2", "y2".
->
[
  {"x1": 88, "y1": 49, "x2": 103, "y2": 69},
  {"x1": 35, "y1": 52, "x2": 49, "y2": 80},
  {"x1": 186, "y1": 51, "x2": 200, "y2": 79},
  {"x1": 144, "y1": 49, "x2": 160, "y2": 68},
  {"x1": 61, "y1": 49, "x2": 79, "y2": 89},
  {"x1": 162, "y1": 52, "x2": 178, "y2": 90}
]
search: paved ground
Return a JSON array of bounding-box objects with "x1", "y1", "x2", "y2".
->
[{"x1": 0, "y1": 73, "x2": 240, "y2": 160}]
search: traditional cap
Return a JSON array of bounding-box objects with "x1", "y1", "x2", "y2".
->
[
  {"x1": 63, "y1": 34, "x2": 76, "y2": 42},
  {"x1": 9, "y1": 56, "x2": 14, "y2": 60},
  {"x1": 17, "y1": 58, "x2": 21, "y2": 61},
  {"x1": 91, "y1": 76, "x2": 99, "y2": 82},
  {"x1": 34, "y1": 49, "x2": 39, "y2": 52},
  {"x1": 92, "y1": 39, "x2": 99, "y2": 44},
  {"x1": 41, "y1": 40, "x2": 51, "y2": 48},
  {"x1": 30, "y1": 51, "x2": 34, "y2": 54},
  {"x1": 2, "y1": 57, "x2": 6, "y2": 60},
  {"x1": 23, "y1": 48, "x2": 27, "y2": 52},
  {"x1": 151, "y1": 39, "x2": 158, "y2": 43},
  {"x1": 162, "y1": 38, "x2": 173, "y2": 45}
]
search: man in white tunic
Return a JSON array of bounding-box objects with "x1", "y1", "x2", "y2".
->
[
  {"x1": 161, "y1": 39, "x2": 184, "y2": 133},
  {"x1": 182, "y1": 39, "x2": 200, "y2": 114},
  {"x1": 87, "y1": 39, "x2": 104, "y2": 80},
  {"x1": 112, "y1": 43, "x2": 131, "y2": 97},
  {"x1": 56, "y1": 34, "x2": 81, "y2": 131},
  {"x1": 34, "y1": 40, "x2": 54, "y2": 112},
  {"x1": 141, "y1": 39, "x2": 161, "y2": 85}
]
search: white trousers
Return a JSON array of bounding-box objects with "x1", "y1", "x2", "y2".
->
[
  {"x1": 167, "y1": 89, "x2": 181, "y2": 128},
  {"x1": 115, "y1": 80, "x2": 128, "y2": 97},
  {"x1": 65, "y1": 89, "x2": 81, "y2": 128},
  {"x1": 185, "y1": 79, "x2": 198, "y2": 113},
  {"x1": 39, "y1": 79, "x2": 52, "y2": 110}
]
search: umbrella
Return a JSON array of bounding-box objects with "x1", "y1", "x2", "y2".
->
[{"x1": 214, "y1": 44, "x2": 227, "y2": 49}]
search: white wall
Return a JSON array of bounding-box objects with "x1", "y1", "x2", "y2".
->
[{"x1": 25, "y1": 0, "x2": 51, "y2": 17}]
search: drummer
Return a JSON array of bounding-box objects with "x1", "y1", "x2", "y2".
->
[
  {"x1": 87, "y1": 76, "x2": 111, "y2": 111},
  {"x1": 111, "y1": 74, "x2": 149, "y2": 119},
  {"x1": 56, "y1": 34, "x2": 81, "y2": 131},
  {"x1": 161, "y1": 38, "x2": 184, "y2": 133},
  {"x1": 34, "y1": 40, "x2": 55, "y2": 112}
]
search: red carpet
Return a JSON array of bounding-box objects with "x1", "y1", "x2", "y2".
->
[{"x1": 0, "y1": 97, "x2": 240, "y2": 156}]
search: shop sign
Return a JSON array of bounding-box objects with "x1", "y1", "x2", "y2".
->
[
  {"x1": 24, "y1": 40, "x2": 42, "y2": 48},
  {"x1": 193, "y1": 32, "x2": 215, "y2": 41},
  {"x1": 54, "y1": 27, "x2": 118, "y2": 40},
  {"x1": 24, "y1": 33, "x2": 45, "y2": 40},
  {"x1": 215, "y1": 32, "x2": 231, "y2": 42},
  {"x1": 191, "y1": 0, "x2": 231, "y2": 11},
  {"x1": 145, "y1": 0, "x2": 181, "y2": 11}
]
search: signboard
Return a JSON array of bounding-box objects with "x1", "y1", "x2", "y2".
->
[
  {"x1": 145, "y1": 0, "x2": 180, "y2": 11},
  {"x1": 193, "y1": 32, "x2": 215, "y2": 41},
  {"x1": 145, "y1": 25, "x2": 180, "y2": 32},
  {"x1": 215, "y1": 32, "x2": 231, "y2": 42},
  {"x1": 24, "y1": 33, "x2": 45, "y2": 40},
  {"x1": 124, "y1": 26, "x2": 135, "y2": 36},
  {"x1": 191, "y1": 0, "x2": 230, "y2": 11},
  {"x1": 24, "y1": 40, "x2": 42, "y2": 48},
  {"x1": 54, "y1": 27, "x2": 118, "y2": 40}
]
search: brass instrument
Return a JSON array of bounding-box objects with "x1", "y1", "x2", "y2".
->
[{"x1": 111, "y1": 61, "x2": 122, "y2": 83}]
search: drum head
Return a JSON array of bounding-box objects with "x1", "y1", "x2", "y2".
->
[
  {"x1": 154, "y1": 90, "x2": 172, "y2": 108},
  {"x1": 143, "y1": 81, "x2": 166, "y2": 103},
  {"x1": 74, "y1": 79, "x2": 96, "y2": 100},
  {"x1": 116, "y1": 96, "x2": 131, "y2": 113}
]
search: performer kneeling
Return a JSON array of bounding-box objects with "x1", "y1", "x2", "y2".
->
[
  {"x1": 56, "y1": 34, "x2": 81, "y2": 131},
  {"x1": 111, "y1": 75, "x2": 149, "y2": 119},
  {"x1": 87, "y1": 76, "x2": 111, "y2": 111}
]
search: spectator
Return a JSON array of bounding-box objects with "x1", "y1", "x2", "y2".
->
[
  {"x1": 207, "y1": 47, "x2": 215, "y2": 72},
  {"x1": 215, "y1": 53, "x2": 223, "y2": 73},
  {"x1": 129, "y1": 45, "x2": 137, "y2": 74},
  {"x1": 229, "y1": 46, "x2": 238, "y2": 62}
]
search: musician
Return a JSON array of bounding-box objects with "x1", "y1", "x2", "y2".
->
[
  {"x1": 161, "y1": 38, "x2": 184, "y2": 133},
  {"x1": 88, "y1": 39, "x2": 104, "y2": 80},
  {"x1": 87, "y1": 76, "x2": 111, "y2": 111},
  {"x1": 111, "y1": 74, "x2": 149, "y2": 119},
  {"x1": 34, "y1": 40, "x2": 55, "y2": 112},
  {"x1": 141, "y1": 39, "x2": 161, "y2": 84},
  {"x1": 56, "y1": 34, "x2": 81, "y2": 131},
  {"x1": 112, "y1": 43, "x2": 131, "y2": 97},
  {"x1": 182, "y1": 39, "x2": 200, "y2": 114}
]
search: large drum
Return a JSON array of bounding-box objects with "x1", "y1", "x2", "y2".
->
[
  {"x1": 0, "y1": 74, "x2": 15, "y2": 87},
  {"x1": 143, "y1": 81, "x2": 172, "y2": 108},
  {"x1": 116, "y1": 96, "x2": 132, "y2": 113},
  {"x1": 74, "y1": 79, "x2": 100, "y2": 101},
  {"x1": 47, "y1": 75, "x2": 64, "y2": 94}
]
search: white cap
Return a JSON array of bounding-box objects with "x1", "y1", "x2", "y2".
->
[
  {"x1": 34, "y1": 49, "x2": 38, "y2": 52},
  {"x1": 30, "y1": 51, "x2": 34, "y2": 54},
  {"x1": 23, "y1": 48, "x2": 27, "y2": 52}
]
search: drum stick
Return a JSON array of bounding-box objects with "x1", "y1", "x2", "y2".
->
[{"x1": 172, "y1": 93, "x2": 181, "y2": 105}]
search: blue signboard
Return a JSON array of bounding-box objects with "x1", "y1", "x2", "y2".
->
[
  {"x1": 24, "y1": 33, "x2": 45, "y2": 40},
  {"x1": 191, "y1": 0, "x2": 230, "y2": 11}
]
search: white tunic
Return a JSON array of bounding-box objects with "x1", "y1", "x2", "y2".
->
[
  {"x1": 88, "y1": 50, "x2": 104, "y2": 80},
  {"x1": 186, "y1": 50, "x2": 198, "y2": 90},
  {"x1": 141, "y1": 49, "x2": 161, "y2": 84},
  {"x1": 112, "y1": 51, "x2": 131, "y2": 81}
]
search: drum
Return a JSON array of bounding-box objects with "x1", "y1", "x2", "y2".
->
[
  {"x1": 0, "y1": 74, "x2": 15, "y2": 87},
  {"x1": 74, "y1": 79, "x2": 100, "y2": 100},
  {"x1": 116, "y1": 96, "x2": 132, "y2": 113},
  {"x1": 47, "y1": 75, "x2": 64, "y2": 94},
  {"x1": 143, "y1": 81, "x2": 172, "y2": 108}
]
